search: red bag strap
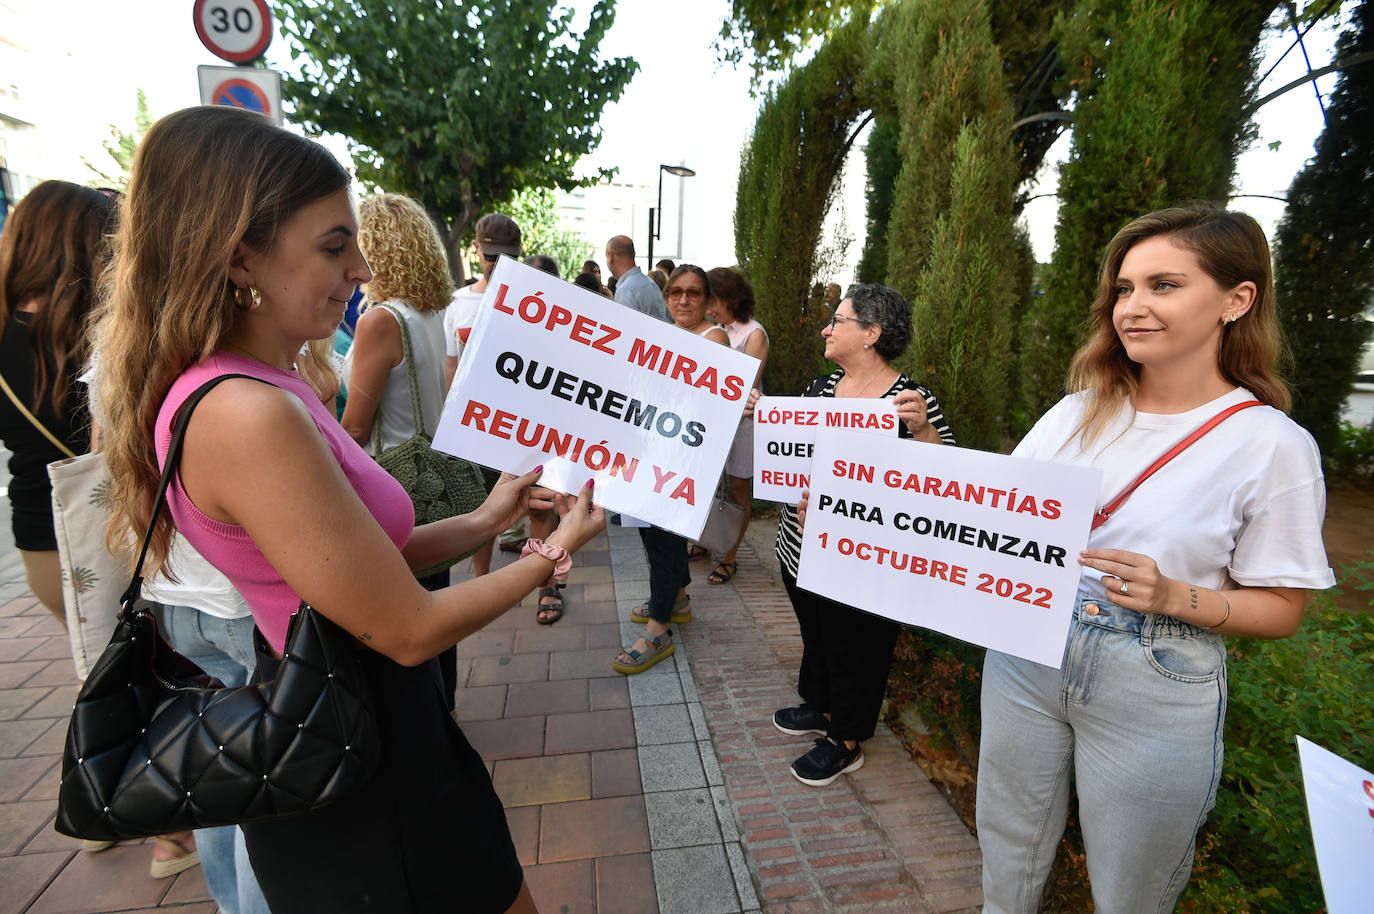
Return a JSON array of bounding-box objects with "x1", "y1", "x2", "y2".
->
[{"x1": 1090, "y1": 400, "x2": 1263, "y2": 530}]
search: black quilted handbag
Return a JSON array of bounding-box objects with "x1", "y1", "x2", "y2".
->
[{"x1": 55, "y1": 375, "x2": 381, "y2": 840}]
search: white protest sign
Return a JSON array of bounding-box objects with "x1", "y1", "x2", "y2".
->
[
  {"x1": 795, "y1": 428, "x2": 1101, "y2": 667},
  {"x1": 433, "y1": 258, "x2": 759, "y2": 540},
  {"x1": 1297, "y1": 736, "x2": 1374, "y2": 914},
  {"x1": 753, "y1": 396, "x2": 899, "y2": 502}
]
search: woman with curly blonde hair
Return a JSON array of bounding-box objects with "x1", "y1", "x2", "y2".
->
[
  {"x1": 91, "y1": 106, "x2": 603, "y2": 913},
  {"x1": 340, "y1": 192, "x2": 452, "y2": 453}
]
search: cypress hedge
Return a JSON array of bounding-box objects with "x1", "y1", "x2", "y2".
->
[
  {"x1": 1019, "y1": 0, "x2": 1275, "y2": 423},
  {"x1": 1274, "y1": 2, "x2": 1374, "y2": 458}
]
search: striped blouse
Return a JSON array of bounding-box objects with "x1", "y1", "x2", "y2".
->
[{"x1": 774, "y1": 369, "x2": 956, "y2": 579}]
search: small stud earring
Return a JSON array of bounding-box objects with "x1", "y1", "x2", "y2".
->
[{"x1": 863, "y1": 342, "x2": 871, "y2": 350}]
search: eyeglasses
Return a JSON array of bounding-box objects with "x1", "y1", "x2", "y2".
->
[
  {"x1": 482, "y1": 252, "x2": 499, "y2": 263},
  {"x1": 667, "y1": 288, "x2": 704, "y2": 301},
  {"x1": 827, "y1": 312, "x2": 866, "y2": 331}
]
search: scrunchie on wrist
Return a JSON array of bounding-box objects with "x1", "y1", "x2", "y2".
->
[{"x1": 520, "y1": 538, "x2": 572, "y2": 587}]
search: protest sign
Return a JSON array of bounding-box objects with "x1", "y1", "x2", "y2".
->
[
  {"x1": 794, "y1": 427, "x2": 1101, "y2": 667},
  {"x1": 1297, "y1": 736, "x2": 1373, "y2": 914},
  {"x1": 433, "y1": 258, "x2": 759, "y2": 539},
  {"x1": 752, "y1": 396, "x2": 899, "y2": 502}
]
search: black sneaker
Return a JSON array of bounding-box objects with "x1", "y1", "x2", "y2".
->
[
  {"x1": 790, "y1": 737, "x2": 864, "y2": 787},
  {"x1": 772, "y1": 706, "x2": 829, "y2": 737}
]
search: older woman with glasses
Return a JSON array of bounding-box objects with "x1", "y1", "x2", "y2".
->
[
  {"x1": 749, "y1": 284, "x2": 956, "y2": 787},
  {"x1": 613, "y1": 265, "x2": 729, "y2": 675}
]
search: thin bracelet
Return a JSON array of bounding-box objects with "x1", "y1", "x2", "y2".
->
[{"x1": 1202, "y1": 591, "x2": 1231, "y2": 630}]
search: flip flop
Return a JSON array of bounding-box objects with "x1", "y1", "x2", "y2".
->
[
  {"x1": 536, "y1": 586, "x2": 564, "y2": 625},
  {"x1": 707, "y1": 561, "x2": 738, "y2": 584}
]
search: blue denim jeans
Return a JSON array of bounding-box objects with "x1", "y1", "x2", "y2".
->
[
  {"x1": 976, "y1": 590, "x2": 1227, "y2": 914},
  {"x1": 155, "y1": 604, "x2": 272, "y2": 914}
]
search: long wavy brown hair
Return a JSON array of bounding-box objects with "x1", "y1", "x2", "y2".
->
[
  {"x1": 1065, "y1": 204, "x2": 1290, "y2": 447},
  {"x1": 0, "y1": 180, "x2": 115, "y2": 412},
  {"x1": 91, "y1": 106, "x2": 350, "y2": 575}
]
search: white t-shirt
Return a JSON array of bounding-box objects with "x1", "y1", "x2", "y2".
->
[
  {"x1": 443, "y1": 285, "x2": 485, "y2": 360},
  {"x1": 343, "y1": 300, "x2": 448, "y2": 456},
  {"x1": 1015, "y1": 387, "x2": 1335, "y2": 602}
]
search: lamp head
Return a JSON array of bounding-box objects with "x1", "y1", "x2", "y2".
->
[{"x1": 660, "y1": 165, "x2": 696, "y2": 178}]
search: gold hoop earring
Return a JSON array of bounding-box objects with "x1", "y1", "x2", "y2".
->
[{"x1": 234, "y1": 286, "x2": 261, "y2": 312}]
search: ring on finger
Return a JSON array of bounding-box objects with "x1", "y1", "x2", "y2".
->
[{"x1": 1119, "y1": 580, "x2": 1129, "y2": 595}]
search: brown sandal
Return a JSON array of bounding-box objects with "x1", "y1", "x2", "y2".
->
[{"x1": 536, "y1": 586, "x2": 564, "y2": 625}]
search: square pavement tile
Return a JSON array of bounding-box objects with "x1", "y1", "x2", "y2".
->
[
  {"x1": 505, "y1": 679, "x2": 589, "y2": 718},
  {"x1": 549, "y1": 648, "x2": 618, "y2": 681},
  {"x1": 505, "y1": 804, "x2": 540, "y2": 866},
  {"x1": 0, "y1": 850, "x2": 74, "y2": 914},
  {"x1": 25, "y1": 843, "x2": 169, "y2": 914},
  {"x1": 514, "y1": 622, "x2": 590, "y2": 654},
  {"x1": 627, "y1": 670, "x2": 684, "y2": 707},
  {"x1": 0, "y1": 754, "x2": 54, "y2": 803},
  {"x1": 467, "y1": 652, "x2": 549, "y2": 686},
  {"x1": 645, "y1": 787, "x2": 723, "y2": 849},
  {"x1": 596, "y1": 852, "x2": 660, "y2": 914},
  {"x1": 638, "y1": 742, "x2": 706, "y2": 792},
  {"x1": 632, "y1": 703, "x2": 695, "y2": 746},
  {"x1": 453, "y1": 684, "x2": 508, "y2": 722},
  {"x1": 538, "y1": 794, "x2": 650, "y2": 863},
  {"x1": 462, "y1": 715, "x2": 545, "y2": 760},
  {"x1": 545, "y1": 708, "x2": 636, "y2": 755},
  {"x1": 652, "y1": 844, "x2": 743, "y2": 914},
  {"x1": 0, "y1": 687, "x2": 49, "y2": 721},
  {"x1": 492, "y1": 753, "x2": 590, "y2": 808},
  {"x1": 591, "y1": 748, "x2": 642, "y2": 799},
  {"x1": 0, "y1": 718, "x2": 54, "y2": 759},
  {"x1": 585, "y1": 622, "x2": 624, "y2": 649},
  {"x1": 456, "y1": 628, "x2": 516, "y2": 658},
  {"x1": 589, "y1": 676, "x2": 630, "y2": 711},
  {"x1": 525, "y1": 858, "x2": 594, "y2": 914}
]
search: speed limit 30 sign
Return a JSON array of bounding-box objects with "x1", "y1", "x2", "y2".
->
[{"x1": 193, "y1": 0, "x2": 272, "y2": 63}]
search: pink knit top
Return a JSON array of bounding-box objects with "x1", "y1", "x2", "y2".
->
[{"x1": 155, "y1": 351, "x2": 414, "y2": 652}]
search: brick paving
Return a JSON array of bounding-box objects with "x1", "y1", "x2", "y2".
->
[{"x1": 0, "y1": 510, "x2": 982, "y2": 913}]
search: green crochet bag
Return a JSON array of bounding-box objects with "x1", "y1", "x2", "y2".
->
[{"x1": 371, "y1": 305, "x2": 489, "y2": 576}]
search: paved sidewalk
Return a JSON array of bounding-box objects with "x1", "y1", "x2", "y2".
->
[{"x1": 0, "y1": 518, "x2": 982, "y2": 913}]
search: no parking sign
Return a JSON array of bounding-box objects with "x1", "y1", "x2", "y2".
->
[{"x1": 198, "y1": 65, "x2": 283, "y2": 125}]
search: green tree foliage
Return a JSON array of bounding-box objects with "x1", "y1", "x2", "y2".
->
[
  {"x1": 1018, "y1": 0, "x2": 1275, "y2": 425},
  {"x1": 874, "y1": 0, "x2": 1023, "y2": 450},
  {"x1": 716, "y1": 0, "x2": 863, "y2": 84},
  {"x1": 734, "y1": 19, "x2": 872, "y2": 397},
  {"x1": 1273, "y1": 3, "x2": 1374, "y2": 457},
  {"x1": 83, "y1": 89, "x2": 152, "y2": 191},
  {"x1": 504, "y1": 187, "x2": 592, "y2": 280},
  {"x1": 275, "y1": 0, "x2": 636, "y2": 281},
  {"x1": 856, "y1": 116, "x2": 900, "y2": 284}
]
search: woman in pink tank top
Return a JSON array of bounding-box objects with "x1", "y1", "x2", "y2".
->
[{"x1": 91, "y1": 106, "x2": 603, "y2": 914}]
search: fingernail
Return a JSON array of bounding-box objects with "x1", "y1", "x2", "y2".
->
[
  {"x1": 534, "y1": 465, "x2": 543, "y2": 474},
  {"x1": 586, "y1": 477, "x2": 595, "y2": 488}
]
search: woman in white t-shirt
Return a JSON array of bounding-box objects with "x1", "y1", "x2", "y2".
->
[{"x1": 976, "y1": 205, "x2": 1335, "y2": 913}]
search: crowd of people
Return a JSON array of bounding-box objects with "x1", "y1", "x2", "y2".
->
[{"x1": 0, "y1": 103, "x2": 1334, "y2": 913}]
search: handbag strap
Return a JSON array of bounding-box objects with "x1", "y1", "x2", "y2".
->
[
  {"x1": 1091, "y1": 399, "x2": 1262, "y2": 530},
  {"x1": 370, "y1": 304, "x2": 427, "y2": 450},
  {"x1": 119, "y1": 373, "x2": 257, "y2": 612},
  {"x1": 0, "y1": 370, "x2": 77, "y2": 459}
]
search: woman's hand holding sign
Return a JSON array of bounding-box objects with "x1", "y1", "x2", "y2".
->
[{"x1": 894, "y1": 388, "x2": 941, "y2": 443}]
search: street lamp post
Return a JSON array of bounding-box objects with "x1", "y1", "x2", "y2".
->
[{"x1": 647, "y1": 163, "x2": 696, "y2": 272}]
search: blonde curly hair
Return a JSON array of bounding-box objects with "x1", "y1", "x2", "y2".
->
[{"x1": 357, "y1": 194, "x2": 454, "y2": 312}]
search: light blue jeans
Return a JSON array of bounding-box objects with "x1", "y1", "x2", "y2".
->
[
  {"x1": 155, "y1": 604, "x2": 273, "y2": 914},
  {"x1": 976, "y1": 590, "x2": 1227, "y2": 914}
]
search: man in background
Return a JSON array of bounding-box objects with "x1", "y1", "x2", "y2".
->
[{"x1": 605, "y1": 234, "x2": 670, "y2": 323}]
